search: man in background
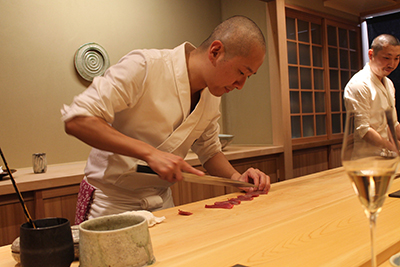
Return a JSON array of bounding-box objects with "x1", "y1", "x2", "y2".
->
[{"x1": 344, "y1": 34, "x2": 400, "y2": 151}]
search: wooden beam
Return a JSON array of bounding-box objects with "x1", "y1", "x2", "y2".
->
[{"x1": 266, "y1": 0, "x2": 294, "y2": 179}]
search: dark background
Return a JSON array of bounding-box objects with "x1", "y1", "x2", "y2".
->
[{"x1": 367, "y1": 12, "x2": 400, "y2": 115}]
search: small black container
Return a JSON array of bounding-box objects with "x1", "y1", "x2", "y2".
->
[{"x1": 20, "y1": 217, "x2": 74, "y2": 267}]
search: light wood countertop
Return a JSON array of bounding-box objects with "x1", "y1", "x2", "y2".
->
[
  {"x1": 0, "y1": 161, "x2": 85, "y2": 195},
  {"x1": 0, "y1": 145, "x2": 283, "y2": 196},
  {"x1": 1, "y1": 166, "x2": 400, "y2": 266}
]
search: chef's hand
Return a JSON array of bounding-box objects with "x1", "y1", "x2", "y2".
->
[
  {"x1": 234, "y1": 168, "x2": 270, "y2": 193},
  {"x1": 146, "y1": 149, "x2": 204, "y2": 183}
]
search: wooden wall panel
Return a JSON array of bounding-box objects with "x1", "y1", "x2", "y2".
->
[
  {"x1": 293, "y1": 147, "x2": 329, "y2": 178},
  {"x1": 43, "y1": 195, "x2": 78, "y2": 223},
  {"x1": 171, "y1": 181, "x2": 226, "y2": 206},
  {"x1": 0, "y1": 193, "x2": 34, "y2": 247},
  {"x1": 329, "y1": 144, "x2": 343, "y2": 169},
  {"x1": 41, "y1": 185, "x2": 79, "y2": 223},
  {"x1": 292, "y1": 143, "x2": 342, "y2": 178},
  {"x1": 171, "y1": 154, "x2": 283, "y2": 205},
  {"x1": 0, "y1": 186, "x2": 79, "y2": 246},
  {"x1": 231, "y1": 156, "x2": 280, "y2": 183}
]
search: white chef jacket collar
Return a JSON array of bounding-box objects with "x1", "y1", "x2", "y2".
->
[
  {"x1": 366, "y1": 63, "x2": 394, "y2": 108},
  {"x1": 171, "y1": 42, "x2": 196, "y2": 120}
]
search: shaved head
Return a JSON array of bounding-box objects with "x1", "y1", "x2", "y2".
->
[
  {"x1": 199, "y1": 15, "x2": 266, "y2": 58},
  {"x1": 371, "y1": 34, "x2": 400, "y2": 55}
]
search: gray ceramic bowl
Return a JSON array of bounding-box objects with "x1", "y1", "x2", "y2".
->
[{"x1": 219, "y1": 134, "x2": 234, "y2": 149}]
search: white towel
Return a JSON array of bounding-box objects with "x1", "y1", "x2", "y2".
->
[{"x1": 121, "y1": 210, "x2": 166, "y2": 227}]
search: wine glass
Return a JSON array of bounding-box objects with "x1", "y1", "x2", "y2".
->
[{"x1": 342, "y1": 109, "x2": 400, "y2": 267}]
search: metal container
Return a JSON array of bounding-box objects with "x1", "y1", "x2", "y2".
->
[{"x1": 32, "y1": 153, "x2": 47, "y2": 173}]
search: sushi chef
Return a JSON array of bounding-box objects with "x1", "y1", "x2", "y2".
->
[
  {"x1": 62, "y1": 15, "x2": 270, "y2": 223},
  {"x1": 344, "y1": 34, "x2": 400, "y2": 152}
]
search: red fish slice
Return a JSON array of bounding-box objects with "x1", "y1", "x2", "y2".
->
[
  {"x1": 205, "y1": 202, "x2": 234, "y2": 209},
  {"x1": 178, "y1": 209, "x2": 193, "y2": 216},
  {"x1": 227, "y1": 198, "x2": 241, "y2": 205},
  {"x1": 237, "y1": 195, "x2": 254, "y2": 201}
]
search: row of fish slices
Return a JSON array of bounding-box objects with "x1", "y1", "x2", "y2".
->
[
  {"x1": 178, "y1": 191, "x2": 266, "y2": 215},
  {"x1": 205, "y1": 191, "x2": 265, "y2": 209}
]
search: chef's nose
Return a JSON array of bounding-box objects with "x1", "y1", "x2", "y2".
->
[
  {"x1": 389, "y1": 57, "x2": 399, "y2": 67},
  {"x1": 234, "y1": 77, "x2": 246, "y2": 90}
]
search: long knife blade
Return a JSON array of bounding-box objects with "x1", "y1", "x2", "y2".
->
[
  {"x1": 385, "y1": 108, "x2": 400, "y2": 151},
  {"x1": 137, "y1": 165, "x2": 255, "y2": 188}
]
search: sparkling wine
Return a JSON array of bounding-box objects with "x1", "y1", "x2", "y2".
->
[
  {"x1": 347, "y1": 170, "x2": 394, "y2": 214},
  {"x1": 341, "y1": 109, "x2": 400, "y2": 267}
]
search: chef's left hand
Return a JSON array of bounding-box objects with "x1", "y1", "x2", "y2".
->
[{"x1": 234, "y1": 168, "x2": 270, "y2": 193}]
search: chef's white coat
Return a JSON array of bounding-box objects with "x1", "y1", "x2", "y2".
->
[
  {"x1": 61, "y1": 42, "x2": 222, "y2": 217},
  {"x1": 344, "y1": 63, "x2": 399, "y2": 139},
  {"x1": 344, "y1": 63, "x2": 399, "y2": 158}
]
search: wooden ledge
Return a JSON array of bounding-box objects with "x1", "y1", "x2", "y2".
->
[{"x1": 0, "y1": 145, "x2": 283, "y2": 196}]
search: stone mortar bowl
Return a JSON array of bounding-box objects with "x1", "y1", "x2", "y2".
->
[{"x1": 79, "y1": 213, "x2": 155, "y2": 267}]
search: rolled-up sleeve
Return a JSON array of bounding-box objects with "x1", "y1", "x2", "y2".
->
[
  {"x1": 61, "y1": 52, "x2": 147, "y2": 123},
  {"x1": 344, "y1": 82, "x2": 372, "y2": 138}
]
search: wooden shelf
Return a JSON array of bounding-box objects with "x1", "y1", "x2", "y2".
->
[{"x1": 0, "y1": 145, "x2": 283, "y2": 197}]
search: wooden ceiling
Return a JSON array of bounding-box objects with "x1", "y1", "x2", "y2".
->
[{"x1": 323, "y1": 0, "x2": 400, "y2": 17}]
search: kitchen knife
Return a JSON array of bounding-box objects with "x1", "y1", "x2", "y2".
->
[
  {"x1": 136, "y1": 165, "x2": 256, "y2": 188},
  {"x1": 385, "y1": 108, "x2": 400, "y2": 152}
]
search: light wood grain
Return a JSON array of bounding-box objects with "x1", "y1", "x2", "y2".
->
[
  {"x1": 268, "y1": 0, "x2": 294, "y2": 179},
  {"x1": 1, "y1": 167, "x2": 399, "y2": 266},
  {"x1": 0, "y1": 161, "x2": 85, "y2": 195},
  {"x1": 0, "y1": 146, "x2": 283, "y2": 196},
  {"x1": 147, "y1": 168, "x2": 400, "y2": 266},
  {"x1": 0, "y1": 146, "x2": 284, "y2": 246}
]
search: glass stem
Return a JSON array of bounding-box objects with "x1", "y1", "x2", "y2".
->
[{"x1": 369, "y1": 212, "x2": 377, "y2": 267}]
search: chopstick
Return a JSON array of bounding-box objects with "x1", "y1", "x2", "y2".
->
[{"x1": 0, "y1": 148, "x2": 36, "y2": 228}]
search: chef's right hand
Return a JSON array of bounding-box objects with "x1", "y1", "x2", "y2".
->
[{"x1": 146, "y1": 149, "x2": 204, "y2": 183}]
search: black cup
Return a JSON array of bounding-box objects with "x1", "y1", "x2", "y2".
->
[{"x1": 20, "y1": 218, "x2": 74, "y2": 267}]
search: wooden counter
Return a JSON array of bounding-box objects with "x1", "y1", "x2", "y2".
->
[
  {"x1": 0, "y1": 145, "x2": 283, "y2": 246},
  {"x1": 0, "y1": 145, "x2": 283, "y2": 196},
  {"x1": 1, "y1": 167, "x2": 400, "y2": 266}
]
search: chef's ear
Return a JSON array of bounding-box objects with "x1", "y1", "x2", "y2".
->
[
  {"x1": 208, "y1": 40, "x2": 224, "y2": 64},
  {"x1": 368, "y1": 49, "x2": 374, "y2": 61}
]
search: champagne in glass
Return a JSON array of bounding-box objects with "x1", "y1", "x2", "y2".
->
[{"x1": 342, "y1": 109, "x2": 400, "y2": 267}]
